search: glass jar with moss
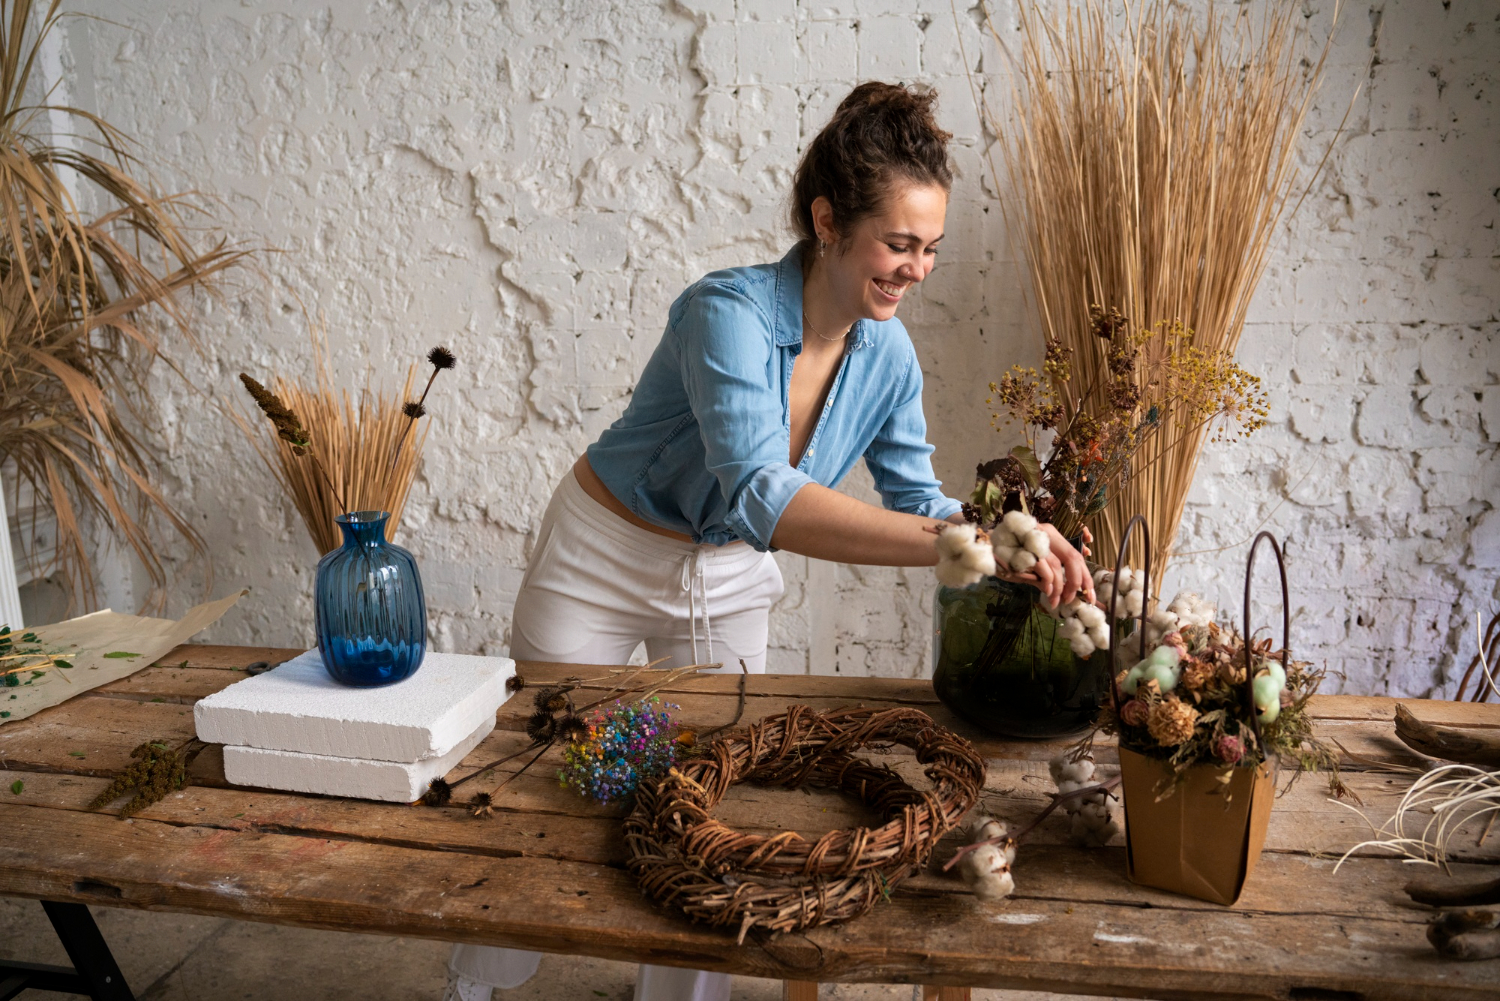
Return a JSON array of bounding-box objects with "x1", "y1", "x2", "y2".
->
[{"x1": 932, "y1": 577, "x2": 1112, "y2": 739}]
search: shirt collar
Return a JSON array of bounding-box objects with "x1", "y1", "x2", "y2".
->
[{"x1": 774, "y1": 242, "x2": 875, "y2": 352}]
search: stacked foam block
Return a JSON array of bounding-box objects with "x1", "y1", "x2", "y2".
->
[{"x1": 195, "y1": 650, "x2": 514, "y2": 803}]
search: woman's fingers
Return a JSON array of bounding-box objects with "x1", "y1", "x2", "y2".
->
[{"x1": 1033, "y1": 556, "x2": 1059, "y2": 607}]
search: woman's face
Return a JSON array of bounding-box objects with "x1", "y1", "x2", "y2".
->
[{"x1": 816, "y1": 182, "x2": 947, "y2": 323}]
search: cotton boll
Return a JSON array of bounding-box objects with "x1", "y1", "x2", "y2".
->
[
  {"x1": 1125, "y1": 592, "x2": 1144, "y2": 617},
  {"x1": 970, "y1": 815, "x2": 1007, "y2": 843},
  {"x1": 1122, "y1": 665, "x2": 1145, "y2": 695},
  {"x1": 1023, "y1": 529, "x2": 1051, "y2": 559},
  {"x1": 1056, "y1": 779, "x2": 1085, "y2": 797},
  {"x1": 959, "y1": 545, "x2": 997, "y2": 576},
  {"x1": 1002, "y1": 510, "x2": 1038, "y2": 538},
  {"x1": 935, "y1": 558, "x2": 984, "y2": 589},
  {"x1": 1093, "y1": 568, "x2": 1111, "y2": 586},
  {"x1": 1010, "y1": 550, "x2": 1038, "y2": 572},
  {"x1": 1096, "y1": 581, "x2": 1115, "y2": 608},
  {"x1": 992, "y1": 544, "x2": 1018, "y2": 567},
  {"x1": 1076, "y1": 605, "x2": 1106, "y2": 629},
  {"x1": 1142, "y1": 662, "x2": 1179, "y2": 693},
  {"x1": 973, "y1": 867, "x2": 1015, "y2": 902},
  {"x1": 1057, "y1": 618, "x2": 1085, "y2": 640},
  {"x1": 935, "y1": 524, "x2": 976, "y2": 558},
  {"x1": 1069, "y1": 635, "x2": 1096, "y2": 659},
  {"x1": 1116, "y1": 567, "x2": 1133, "y2": 589},
  {"x1": 1262, "y1": 661, "x2": 1287, "y2": 688},
  {"x1": 1087, "y1": 624, "x2": 1110, "y2": 649},
  {"x1": 960, "y1": 845, "x2": 1015, "y2": 902}
]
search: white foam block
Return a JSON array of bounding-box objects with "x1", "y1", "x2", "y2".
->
[
  {"x1": 223, "y1": 717, "x2": 494, "y2": 803},
  {"x1": 195, "y1": 649, "x2": 514, "y2": 761}
]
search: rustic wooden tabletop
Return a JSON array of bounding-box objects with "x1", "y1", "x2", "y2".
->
[{"x1": 1, "y1": 644, "x2": 1497, "y2": 1000}]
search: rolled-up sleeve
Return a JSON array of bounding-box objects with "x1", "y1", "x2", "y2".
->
[
  {"x1": 864, "y1": 347, "x2": 962, "y2": 520},
  {"x1": 676, "y1": 284, "x2": 813, "y2": 550}
]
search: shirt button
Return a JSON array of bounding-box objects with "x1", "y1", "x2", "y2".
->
[{"x1": 807, "y1": 448, "x2": 815, "y2": 457}]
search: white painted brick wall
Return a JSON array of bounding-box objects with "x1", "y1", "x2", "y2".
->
[{"x1": 62, "y1": 0, "x2": 1496, "y2": 697}]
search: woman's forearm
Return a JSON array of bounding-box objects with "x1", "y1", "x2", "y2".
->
[{"x1": 769, "y1": 482, "x2": 959, "y2": 566}]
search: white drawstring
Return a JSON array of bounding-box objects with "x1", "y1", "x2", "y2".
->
[{"x1": 679, "y1": 546, "x2": 714, "y2": 666}]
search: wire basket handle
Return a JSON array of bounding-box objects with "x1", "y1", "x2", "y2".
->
[
  {"x1": 1242, "y1": 531, "x2": 1290, "y2": 748},
  {"x1": 1105, "y1": 514, "x2": 1151, "y2": 710}
]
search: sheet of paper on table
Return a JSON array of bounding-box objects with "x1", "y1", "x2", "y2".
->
[{"x1": 0, "y1": 588, "x2": 248, "y2": 725}]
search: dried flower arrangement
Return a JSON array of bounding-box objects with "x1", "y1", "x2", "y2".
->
[
  {"x1": 239, "y1": 341, "x2": 455, "y2": 553},
  {"x1": 954, "y1": 305, "x2": 1267, "y2": 567},
  {"x1": 0, "y1": 0, "x2": 248, "y2": 610},
  {"x1": 970, "y1": 0, "x2": 1344, "y2": 574},
  {"x1": 1098, "y1": 616, "x2": 1337, "y2": 787}
]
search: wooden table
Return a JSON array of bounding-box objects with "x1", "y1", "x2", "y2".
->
[{"x1": 1, "y1": 645, "x2": 1498, "y2": 1001}]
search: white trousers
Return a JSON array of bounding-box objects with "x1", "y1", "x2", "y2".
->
[{"x1": 449, "y1": 469, "x2": 784, "y2": 1001}]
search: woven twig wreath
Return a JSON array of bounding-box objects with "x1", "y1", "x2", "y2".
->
[{"x1": 623, "y1": 705, "x2": 985, "y2": 941}]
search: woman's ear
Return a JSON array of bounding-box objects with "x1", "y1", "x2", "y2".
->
[{"x1": 810, "y1": 195, "x2": 839, "y2": 246}]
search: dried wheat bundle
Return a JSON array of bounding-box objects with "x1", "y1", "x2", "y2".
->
[
  {"x1": 237, "y1": 324, "x2": 427, "y2": 555},
  {"x1": 0, "y1": 0, "x2": 247, "y2": 610},
  {"x1": 976, "y1": 0, "x2": 1343, "y2": 576}
]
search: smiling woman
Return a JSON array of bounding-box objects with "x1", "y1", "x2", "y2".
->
[{"x1": 446, "y1": 81, "x2": 1089, "y2": 1001}]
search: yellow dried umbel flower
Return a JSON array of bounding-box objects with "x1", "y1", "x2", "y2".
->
[{"x1": 1147, "y1": 698, "x2": 1199, "y2": 747}]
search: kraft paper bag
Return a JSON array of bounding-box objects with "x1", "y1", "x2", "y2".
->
[{"x1": 1119, "y1": 746, "x2": 1276, "y2": 905}]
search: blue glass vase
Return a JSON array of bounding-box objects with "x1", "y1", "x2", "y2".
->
[{"x1": 315, "y1": 510, "x2": 427, "y2": 687}]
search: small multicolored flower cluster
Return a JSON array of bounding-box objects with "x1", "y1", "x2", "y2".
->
[{"x1": 558, "y1": 697, "x2": 679, "y2": 804}]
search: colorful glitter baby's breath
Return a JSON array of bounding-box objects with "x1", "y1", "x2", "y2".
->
[{"x1": 558, "y1": 697, "x2": 678, "y2": 804}]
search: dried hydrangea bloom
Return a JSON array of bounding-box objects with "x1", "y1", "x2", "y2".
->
[{"x1": 1147, "y1": 697, "x2": 1199, "y2": 746}]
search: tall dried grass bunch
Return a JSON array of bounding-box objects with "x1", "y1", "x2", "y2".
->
[
  {"x1": 0, "y1": 0, "x2": 246, "y2": 609},
  {"x1": 238, "y1": 329, "x2": 451, "y2": 556},
  {"x1": 975, "y1": 0, "x2": 1343, "y2": 576}
]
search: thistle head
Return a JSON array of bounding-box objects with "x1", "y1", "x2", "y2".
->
[
  {"x1": 402, "y1": 401, "x2": 426, "y2": 419},
  {"x1": 428, "y1": 346, "x2": 456, "y2": 370}
]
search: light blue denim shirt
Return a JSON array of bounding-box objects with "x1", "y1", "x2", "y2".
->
[{"x1": 587, "y1": 243, "x2": 961, "y2": 551}]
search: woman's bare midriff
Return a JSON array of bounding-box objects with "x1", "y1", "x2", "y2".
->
[{"x1": 573, "y1": 455, "x2": 740, "y2": 546}]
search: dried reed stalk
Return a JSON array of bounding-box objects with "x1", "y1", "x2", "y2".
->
[
  {"x1": 236, "y1": 324, "x2": 426, "y2": 555},
  {"x1": 0, "y1": 0, "x2": 248, "y2": 611},
  {"x1": 975, "y1": 0, "x2": 1343, "y2": 578}
]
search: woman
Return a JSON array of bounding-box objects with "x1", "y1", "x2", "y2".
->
[{"x1": 446, "y1": 82, "x2": 1089, "y2": 1001}]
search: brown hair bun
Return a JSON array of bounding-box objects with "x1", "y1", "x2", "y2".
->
[{"x1": 791, "y1": 81, "x2": 953, "y2": 246}]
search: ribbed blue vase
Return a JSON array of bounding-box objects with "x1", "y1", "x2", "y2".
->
[{"x1": 314, "y1": 511, "x2": 427, "y2": 687}]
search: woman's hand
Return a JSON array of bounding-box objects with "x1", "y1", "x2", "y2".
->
[{"x1": 998, "y1": 525, "x2": 1093, "y2": 609}]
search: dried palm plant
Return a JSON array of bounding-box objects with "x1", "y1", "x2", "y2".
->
[
  {"x1": 973, "y1": 0, "x2": 1346, "y2": 579},
  {"x1": 235, "y1": 322, "x2": 432, "y2": 556},
  {"x1": 0, "y1": 0, "x2": 246, "y2": 610}
]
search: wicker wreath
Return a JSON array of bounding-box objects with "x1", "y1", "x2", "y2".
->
[{"x1": 623, "y1": 705, "x2": 985, "y2": 941}]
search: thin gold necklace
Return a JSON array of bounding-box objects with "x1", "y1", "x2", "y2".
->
[{"x1": 802, "y1": 309, "x2": 851, "y2": 343}]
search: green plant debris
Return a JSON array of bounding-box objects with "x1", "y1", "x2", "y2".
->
[
  {"x1": 103, "y1": 651, "x2": 142, "y2": 659},
  {"x1": 68, "y1": 751, "x2": 86, "y2": 758},
  {"x1": 9, "y1": 780, "x2": 21, "y2": 794},
  {"x1": 150, "y1": 697, "x2": 165, "y2": 703},
  {"x1": 0, "y1": 711, "x2": 9, "y2": 717},
  {"x1": 89, "y1": 739, "x2": 193, "y2": 818}
]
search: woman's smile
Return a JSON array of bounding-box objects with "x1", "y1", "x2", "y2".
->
[{"x1": 873, "y1": 277, "x2": 908, "y2": 302}]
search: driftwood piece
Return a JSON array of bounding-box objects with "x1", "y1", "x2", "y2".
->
[
  {"x1": 1409, "y1": 875, "x2": 1500, "y2": 908},
  {"x1": 1429, "y1": 910, "x2": 1500, "y2": 960},
  {"x1": 1394, "y1": 703, "x2": 1500, "y2": 766},
  {"x1": 1407, "y1": 875, "x2": 1500, "y2": 908}
]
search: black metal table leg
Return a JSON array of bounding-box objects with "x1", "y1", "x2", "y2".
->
[{"x1": 0, "y1": 901, "x2": 134, "y2": 1000}]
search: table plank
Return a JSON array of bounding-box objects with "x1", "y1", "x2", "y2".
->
[
  {"x1": 0, "y1": 801, "x2": 1494, "y2": 999},
  {"x1": 1, "y1": 647, "x2": 1498, "y2": 999}
]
